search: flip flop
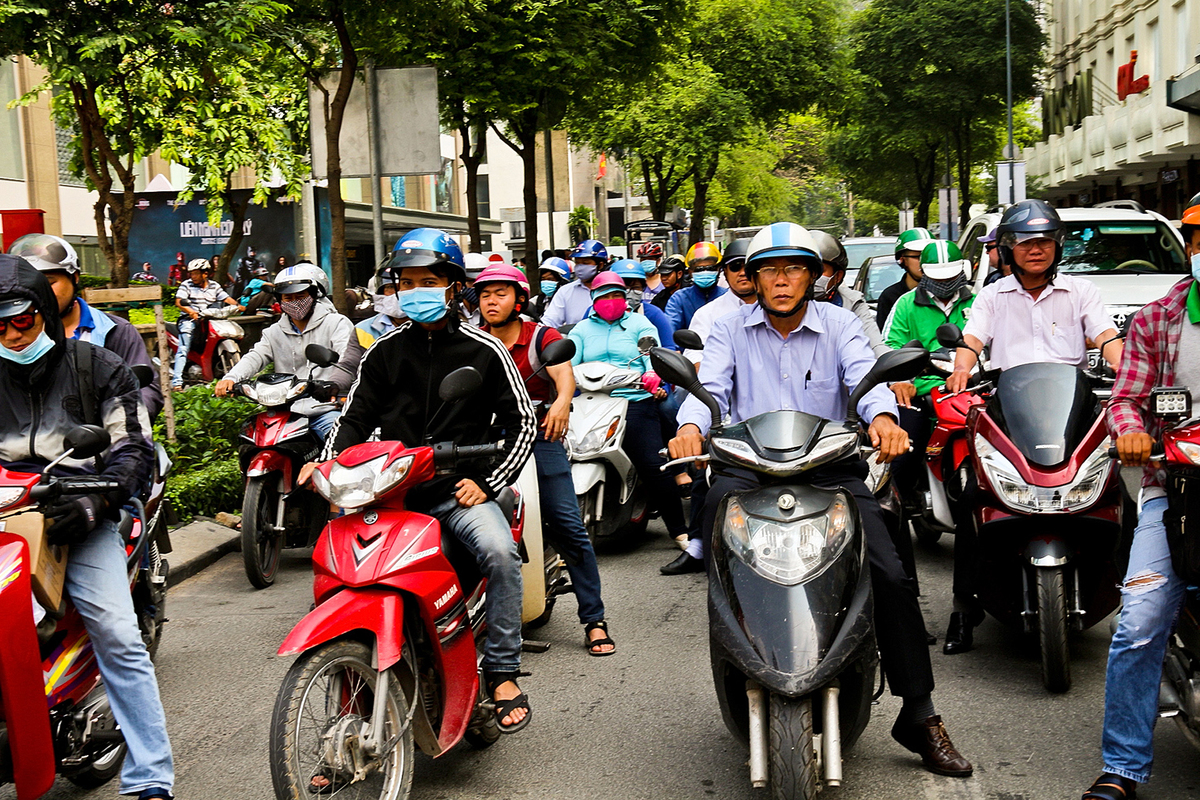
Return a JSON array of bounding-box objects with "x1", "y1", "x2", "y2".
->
[
  {"x1": 585, "y1": 620, "x2": 616, "y2": 657},
  {"x1": 493, "y1": 691, "x2": 532, "y2": 734}
]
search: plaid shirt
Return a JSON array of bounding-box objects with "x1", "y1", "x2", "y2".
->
[{"x1": 1105, "y1": 277, "x2": 1195, "y2": 489}]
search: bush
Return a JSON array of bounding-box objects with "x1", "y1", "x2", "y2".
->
[
  {"x1": 166, "y1": 457, "x2": 242, "y2": 522},
  {"x1": 128, "y1": 306, "x2": 180, "y2": 325},
  {"x1": 154, "y1": 384, "x2": 254, "y2": 473}
]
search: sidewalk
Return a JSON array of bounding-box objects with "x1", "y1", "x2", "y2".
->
[{"x1": 164, "y1": 516, "x2": 239, "y2": 586}]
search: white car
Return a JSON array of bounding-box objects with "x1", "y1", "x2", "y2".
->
[{"x1": 958, "y1": 201, "x2": 1188, "y2": 332}]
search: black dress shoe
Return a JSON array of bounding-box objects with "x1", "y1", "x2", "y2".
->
[
  {"x1": 660, "y1": 552, "x2": 704, "y2": 575},
  {"x1": 891, "y1": 715, "x2": 974, "y2": 777},
  {"x1": 942, "y1": 610, "x2": 984, "y2": 655}
]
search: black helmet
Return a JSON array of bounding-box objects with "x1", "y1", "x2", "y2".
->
[
  {"x1": 722, "y1": 238, "x2": 751, "y2": 268},
  {"x1": 996, "y1": 199, "x2": 1065, "y2": 279},
  {"x1": 808, "y1": 231, "x2": 848, "y2": 272}
]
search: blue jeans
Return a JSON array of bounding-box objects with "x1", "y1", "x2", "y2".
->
[
  {"x1": 170, "y1": 318, "x2": 195, "y2": 387},
  {"x1": 65, "y1": 521, "x2": 174, "y2": 795},
  {"x1": 1101, "y1": 496, "x2": 1186, "y2": 783},
  {"x1": 533, "y1": 439, "x2": 605, "y2": 623},
  {"x1": 308, "y1": 410, "x2": 340, "y2": 442},
  {"x1": 428, "y1": 497, "x2": 523, "y2": 674}
]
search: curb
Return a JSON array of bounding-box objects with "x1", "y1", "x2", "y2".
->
[{"x1": 165, "y1": 517, "x2": 239, "y2": 587}]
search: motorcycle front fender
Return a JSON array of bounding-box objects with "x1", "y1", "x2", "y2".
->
[
  {"x1": 278, "y1": 587, "x2": 406, "y2": 671},
  {"x1": 571, "y1": 461, "x2": 606, "y2": 496},
  {"x1": 0, "y1": 536, "x2": 56, "y2": 800},
  {"x1": 1025, "y1": 536, "x2": 1071, "y2": 567},
  {"x1": 246, "y1": 450, "x2": 291, "y2": 486}
]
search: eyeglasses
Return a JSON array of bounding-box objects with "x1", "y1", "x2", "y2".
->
[
  {"x1": 755, "y1": 264, "x2": 808, "y2": 279},
  {"x1": 1012, "y1": 238, "x2": 1055, "y2": 251},
  {"x1": 0, "y1": 312, "x2": 37, "y2": 334}
]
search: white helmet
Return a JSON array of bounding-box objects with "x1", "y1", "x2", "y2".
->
[
  {"x1": 463, "y1": 252, "x2": 489, "y2": 282},
  {"x1": 288, "y1": 261, "x2": 329, "y2": 296},
  {"x1": 274, "y1": 264, "x2": 322, "y2": 296},
  {"x1": 744, "y1": 222, "x2": 822, "y2": 279},
  {"x1": 8, "y1": 233, "x2": 80, "y2": 275}
]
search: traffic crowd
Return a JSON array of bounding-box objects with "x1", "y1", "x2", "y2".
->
[{"x1": 2, "y1": 193, "x2": 1199, "y2": 798}]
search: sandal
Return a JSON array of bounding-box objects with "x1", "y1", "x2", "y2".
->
[
  {"x1": 1082, "y1": 773, "x2": 1137, "y2": 800},
  {"x1": 486, "y1": 674, "x2": 532, "y2": 734},
  {"x1": 585, "y1": 620, "x2": 616, "y2": 657}
]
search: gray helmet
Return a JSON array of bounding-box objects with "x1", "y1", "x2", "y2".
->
[
  {"x1": 809, "y1": 231, "x2": 848, "y2": 272},
  {"x1": 8, "y1": 234, "x2": 80, "y2": 276}
]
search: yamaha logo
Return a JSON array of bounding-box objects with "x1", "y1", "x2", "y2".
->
[
  {"x1": 364, "y1": 511, "x2": 378, "y2": 524},
  {"x1": 434, "y1": 585, "x2": 458, "y2": 610},
  {"x1": 778, "y1": 494, "x2": 796, "y2": 511}
]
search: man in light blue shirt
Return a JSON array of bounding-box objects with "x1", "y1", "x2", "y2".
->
[{"x1": 669, "y1": 222, "x2": 973, "y2": 779}]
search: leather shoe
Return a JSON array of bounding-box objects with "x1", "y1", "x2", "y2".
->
[
  {"x1": 891, "y1": 715, "x2": 973, "y2": 777},
  {"x1": 942, "y1": 609, "x2": 984, "y2": 655},
  {"x1": 660, "y1": 552, "x2": 704, "y2": 575}
]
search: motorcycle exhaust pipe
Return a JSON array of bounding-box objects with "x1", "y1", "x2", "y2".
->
[
  {"x1": 822, "y1": 685, "x2": 842, "y2": 787},
  {"x1": 746, "y1": 682, "x2": 768, "y2": 788}
]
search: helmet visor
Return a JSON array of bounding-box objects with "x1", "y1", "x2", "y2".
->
[{"x1": 1001, "y1": 230, "x2": 1065, "y2": 248}]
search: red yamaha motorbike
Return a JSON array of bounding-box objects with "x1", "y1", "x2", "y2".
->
[
  {"x1": 0, "y1": 423, "x2": 168, "y2": 800},
  {"x1": 165, "y1": 304, "x2": 244, "y2": 384}
]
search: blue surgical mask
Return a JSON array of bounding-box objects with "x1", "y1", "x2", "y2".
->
[
  {"x1": 692, "y1": 270, "x2": 719, "y2": 289},
  {"x1": 396, "y1": 286, "x2": 449, "y2": 324},
  {"x1": 540, "y1": 280, "x2": 559, "y2": 299},
  {"x1": 575, "y1": 262, "x2": 599, "y2": 283},
  {"x1": 1191, "y1": 252, "x2": 1200, "y2": 281},
  {"x1": 0, "y1": 330, "x2": 55, "y2": 365}
]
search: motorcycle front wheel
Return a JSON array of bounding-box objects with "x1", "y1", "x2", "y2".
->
[
  {"x1": 242, "y1": 476, "x2": 283, "y2": 589},
  {"x1": 270, "y1": 639, "x2": 414, "y2": 800},
  {"x1": 1036, "y1": 566, "x2": 1071, "y2": 693},
  {"x1": 768, "y1": 694, "x2": 818, "y2": 800},
  {"x1": 215, "y1": 345, "x2": 241, "y2": 381}
]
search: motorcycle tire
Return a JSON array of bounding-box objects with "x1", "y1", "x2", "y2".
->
[
  {"x1": 215, "y1": 347, "x2": 241, "y2": 381},
  {"x1": 63, "y1": 688, "x2": 126, "y2": 789},
  {"x1": 1036, "y1": 566, "x2": 1072, "y2": 693},
  {"x1": 270, "y1": 639, "x2": 414, "y2": 800},
  {"x1": 242, "y1": 476, "x2": 283, "y2": 589},
  {"x1": 768, "y1": 693, "x2": 819, "y2": 800}
]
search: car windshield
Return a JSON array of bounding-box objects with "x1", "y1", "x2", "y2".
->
[
  {"x1": 863, "y1": 258, "x2": 903, "y2": 302},
  {"x1": 844, "y1": 241, "x2": 895, "y2": 269},
  {"x1": 1058, "y1": 221, "x2": 1187, "y2": 274}
]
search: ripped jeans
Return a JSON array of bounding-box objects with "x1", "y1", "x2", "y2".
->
[{"x1": 1101, "y1": 496, "x2": 1185, "y2": 783}]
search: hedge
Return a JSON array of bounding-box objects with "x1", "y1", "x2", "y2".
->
[{"x1": 166, "y1": 457, "x2": 242, "y2": 523}]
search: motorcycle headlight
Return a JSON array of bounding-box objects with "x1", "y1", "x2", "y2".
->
[
  {"x1": 570, "y1": 416, "x2": 620, "y2": 457},
  {"x1": 246, "y1": 381, "x2": 293, "y2": 407},
  {"x1": 287, "y1": 381, "x2": 309, "y2": 401},
  {"x1": 976, "y1": 433, "x2": 1112, "y2": 513},
  {"x1": 1176, "y1": 441, "x2": 1200, "y2": 466},
  {"x1": 722, "y1": 494, "x2": 852, "y2": 585},
  {"x1": 311, "y1": 454, "x2": 414, "y2": 509},
  {"x1": 0, "y1": 486, "x2": 26, "y2": 509}
]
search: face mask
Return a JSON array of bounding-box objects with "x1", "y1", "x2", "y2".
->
[
  {"x1": 281, "y1": 294, "x2": 315, "y2": 322},
  {"x1": 0, "y1": 330, "x2": 55, "y2": 365},
  {"x1": 692, "y1": 270, "x2": 719, "y2": 289},
  {"x1": 540, "y1": 280, "x2": 559, "y2": 299},
  {"x1": 627, "y1": 291, "x2": 643, "y2": 312},
  {"x1": 462, "y1": 286, "x2": 478, "y2": 306},
  {"x1": 1191, "y1": 252, "x2": 1200, "y2": 281},
  {"x1": 575, "y1": 262, "x2": 599, "y2": 283},
  {"x1": 373, "y1": 293, "x2": 402, "y2": 319},
  {"x1": 594, "y1": 296, "x2": 627, "y2": 322},
  {"x1": 397, "y1": 286, "x2": 449, "y2": 324},
  {"x1": 812, "y1": 275, "x2": 832, "y2": 297},
  {"x1": 920, "y1": 274, "x2": 967, "y2": 300}
]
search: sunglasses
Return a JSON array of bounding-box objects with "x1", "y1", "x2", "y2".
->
[
  {"x1": 0, "y1": 312, "x2": 37, "y2": 334},
  {"x1": 985, "y1": 244, "x2": 998, "y2": 252}
]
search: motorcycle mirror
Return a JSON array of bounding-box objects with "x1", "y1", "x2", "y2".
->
[
  {"x1": 63, "y1": 425, "x2": 111, "y2": 460},
  {"x1": 673, "y1": 329, "x2": 704, "y2": 351},
  {"x1": 539, "y1": 338, "x2": 576, "y2": 367},
  {"x1": 305, "y1": 343, "x2": 340, "y2": 368},
  {"x1": 131, "y1": 364, "x2": 155, "y2": 389},
  {"x1": 650, "y1": 346, "x2": 721, "y2": 429},
  {"x1": 846, "y1": 347, "x2": 932, "y2": 426},
  {"x1": 935, "y1": 323, "x2": 967, "y2": 351},
  {"x1": 637, "y1": 336, "x2": 657, "y2": 352},
  {"x1": 439, "y1": 366, "x2": 484, "y2": 403}
]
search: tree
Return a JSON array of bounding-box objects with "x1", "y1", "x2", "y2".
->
[{"x1": 0, "y1": 0, "x2": 289, "y2": 286}]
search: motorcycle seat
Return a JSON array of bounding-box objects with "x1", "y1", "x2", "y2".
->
[
  {"x1": 165, "y1": 322, "x2": 178, "y2": 337},
  {"x1": 496, "y1": 487, "x2": 517, "y2": 526},
  {"x1": 118, "y1": 509, "x2": 136, "y2": 545}
]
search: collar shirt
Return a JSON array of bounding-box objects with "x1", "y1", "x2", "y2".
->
[
  {"x1": 678, "y1": 302, "x2": 898, "y2": 437},
  {"x1": 176, "y1": 279, "x2": 230, "y2": 309},
  {"x1": 539, "y1": 279, "x2": 594, "y2": 328},
  {"x1": 684, "y1": 289, "x2": 755, "y2": 363},
  {"x1": 962, "y1": 274, "x2": 1115, "y2": 371}
]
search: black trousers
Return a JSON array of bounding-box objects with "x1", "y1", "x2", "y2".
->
[
  {"x1": 892, "y1": 400, "x2": 933, "y2": 498},
  {"x1": 702, "y1": 463, "x2": 935, "y2": 699}
]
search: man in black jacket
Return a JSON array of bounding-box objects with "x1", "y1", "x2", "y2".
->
[
  {"x1": 307, "y1": 228, "x2": 537, "y2": 733},
  {"x1": 0, "y1": 255, "x2": 173, "y2": 799}
]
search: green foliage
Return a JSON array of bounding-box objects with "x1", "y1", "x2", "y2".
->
[
  {"x1": 128, "y1": 306, "x2": 180, "y2": 325},
  {"x1": 568, "y1": 206, "x2": 597, "y2": 242},
  {"x1": 166, "y1": 457, "x2": 242, "y2": 522},
  {"x1": 609, "y1": 236, "x2": 626, "y2": 247},
  {"x1": 153, "y1": 384, "x2": 253, "y2": 473}
]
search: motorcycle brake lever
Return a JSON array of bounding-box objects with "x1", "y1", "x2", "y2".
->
[{"x1": 659, "y1": 454, "x2": 710, "y2": 472}]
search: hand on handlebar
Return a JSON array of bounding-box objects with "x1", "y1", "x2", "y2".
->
[
  {"x1": 46, "y1": 494, "x2": 104, "y2": 546},
  {"x1": 215, "y1": 379, "x2": 235, "y2": 398},
  {"x1": 455, "y1": 478, "x2": 487, "y2": 508},
  {"x1": 867, "y1": 414, "x2": 910, "y2": 464},
  {"x1": 945, "y1": 368, "x2": 971, "y2": 394},
  {"x1": 669, "y1": 423, "x2": 707, "y2": 468},
  {"x1": 1115, "y1": 432, "x2": 1156, "y2": 467},
  {"x1": 298, "y1": 461, "x2": 320, "y2": 487},
  {"x1": 890, "y1": 381, "x2": 917, "y2": 409}
]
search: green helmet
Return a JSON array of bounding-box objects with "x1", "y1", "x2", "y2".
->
[
  {"x1": 895, "y1": 227, "x2": 936, "y2": 256},
  {"x1": 919, "y1": 240, "x2": 970, "y2": 280}
]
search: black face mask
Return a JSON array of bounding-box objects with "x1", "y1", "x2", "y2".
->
[
  {"x1": 462, "y1": 287, "x2": 479, "y2": 306},
  {"x1": 919, "y1": 274, "x2": 967, "y2": 300}
]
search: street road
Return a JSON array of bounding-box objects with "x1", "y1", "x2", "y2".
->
[{"x1": 10, "y1": 519, "x2": 1200, "y2": 800}]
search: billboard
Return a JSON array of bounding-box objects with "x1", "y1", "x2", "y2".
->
[{"x1": 126, "y1": 190, "x2": 300, "y2": 283}]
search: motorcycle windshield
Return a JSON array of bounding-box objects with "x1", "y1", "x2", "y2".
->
[
  {"x1": 994, "y1": 363, "x2": 1095, "y2": 467},
  {"x1": 742, "y1": 410, "x2": 823, "y2": 459}
]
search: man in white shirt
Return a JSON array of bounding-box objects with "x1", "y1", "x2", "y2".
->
[{"x1": 683, "y1": 239, "x2": 756, "y2": 365}]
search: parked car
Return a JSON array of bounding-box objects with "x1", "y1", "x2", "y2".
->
[
  {"x1": 851, "y1": 254, "x2": 904, "y2": 308},
  {"x1": 842, "y1": 236, "x2": 896, "y2": 287}
]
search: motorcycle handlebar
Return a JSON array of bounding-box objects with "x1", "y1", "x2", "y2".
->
[
  {"x1": 60, "y1": 478, "x2": 121, "y2": 495},
  {"x1": 432, "y1": 441, "x2": 505, "y2": 468},
  {"x1": 1107, "y1": 443, "x2": 1165, "y2": 460}
]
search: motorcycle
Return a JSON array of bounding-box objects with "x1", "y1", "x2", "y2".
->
[
  {"x1": 235, "y1": 344, "x2": 341, "y2": 589},
  {"x1": 565, "y1": 336, "x2": 657, "y2": 544},
  {"x1": 0, "y1": 422, "x2": 168, "y2": 800},
  {"x1": 165, "y1": 304, "x2": 244, "y2": 384},
  {"x1": 650, "y1": 341, "x2": 932, "y2": 798},
  {"x1": 269, "y1": 350, "x2": 574, "y2": 800},
  {"x1": 938, "y1": 323, "x2": 1127, "y2": 693}
]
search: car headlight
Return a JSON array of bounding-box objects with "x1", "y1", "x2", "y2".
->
[
  {"x1": 975, "y1": 433, "x2": 1112, "y2": 513},
  {"x1": 311, "y1": 454, "x2": 415, "y2": 509},
  {"x1": 570, "y1": 416, "x2": 620, "y2": 456},
  {"x1": 723, "y1": 494, "x2": 852, "y2": 585}
]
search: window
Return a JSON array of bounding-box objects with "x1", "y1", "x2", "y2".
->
[
  {"x1": 390, "y1": 176, "x2": 406, "y2": 208},
  {"x1": 510, "y1": 220, "x2": 525, "y2": 240},
  {"x1": 476, "y1": 174, "x2": 490, "y2": 219},
  {"x1": 1147, "y1": 18, "x2": 1160, "y2": 82},
  {"x1": 1176, "y1": 2, "x2": 1189, "y2": 75},
  {"x1": 0, "y1": 59, "x2": 23, "y2": 180}
]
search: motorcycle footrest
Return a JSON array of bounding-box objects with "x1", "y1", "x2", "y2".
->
[{"x1": 521, "y1": 639, "x2": 551, "y2": 653}]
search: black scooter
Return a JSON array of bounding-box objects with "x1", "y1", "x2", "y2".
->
[{"x1": 651, "y1": 343, "x2": 930, "y2": 798}]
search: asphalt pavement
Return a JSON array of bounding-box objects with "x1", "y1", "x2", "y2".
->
[{"x1": 9, "y1": 517, "x2": 1200, "y2": 800}]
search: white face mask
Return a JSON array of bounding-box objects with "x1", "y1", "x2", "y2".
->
[{"x1": 373, "y1": 293, "x2": 402, "y2": 319}]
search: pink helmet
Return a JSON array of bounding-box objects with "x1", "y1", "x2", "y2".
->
[
  {"x1": 588, "y1": 271, "x2": 626, "y2": 298},
  {"x1": 475, "y1": 263, "x2": 530, "y2": 295}
]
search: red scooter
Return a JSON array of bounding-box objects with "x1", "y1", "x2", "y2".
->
[
  {"x1": 0, "y1": 424, "x2": 168, "y2": 800},
  {"x1": 939, "y1": 324, "x2": 1127, "y2": 693},
  {"x1": 908, "y1": 373, "x2": 985, "y2": 545},
  {"x1": 165, "y1": 305, "x2": 244, "y2": 384},
  {"x1": 268, "y1": 365, "x2": 551, "y2": 800}
]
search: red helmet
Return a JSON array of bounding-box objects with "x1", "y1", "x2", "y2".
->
[{"x1": 636, "y1": 241, "x2": 664, "y2": 259}]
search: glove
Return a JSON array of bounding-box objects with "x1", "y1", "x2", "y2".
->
[
  {"x1": 642, "y1": 371, "x2": 663, "y2": 395},
  {"x1": 46, "y1": 494, "x2": 104, "y2": 546},
  {"x1": 310, "y1": 380, "x2": 337, "y2": 403}
]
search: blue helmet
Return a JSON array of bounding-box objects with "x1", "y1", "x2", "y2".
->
[
  {"x1": 387, "y1": 227, "x2": 467, "y2": 283},
  {"x1": 570, "y1": 239, "x2": 609, "y2": 264},
  {"x1": 539, "y1": 256, "x2": 572, "y2": 280},
  {"x1": 610, "y1": 259, "x2": 647, "y2": 282}
]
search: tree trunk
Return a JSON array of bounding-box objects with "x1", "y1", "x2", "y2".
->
[
  {"x1": 325, "y1": 2, "x2": 358, "y2": 314},
  {"x1": 458, "y1": 115, "x2": 485, "y2": 252},
  {"x1": 642, "y1": 154, "x2": 691, "y2": 222},
  {"x1": 71, "y1": 79, "x2": 135, "y2": 286},
  {"x1": 956, "y1": 123, "x2": 973, "y2": 229},
  {"x1": 218, "y1": 186, "x2": 252, "y2": 286},
  {"x1": 494, "y1": 108, "x2": 540, "y2": 263},
  {"x1": 688, "y1": 155, "x2": 719, "y2": 245},
  {"x1": 913, "y1": 142, "x2": 939, "y2": 229}
]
